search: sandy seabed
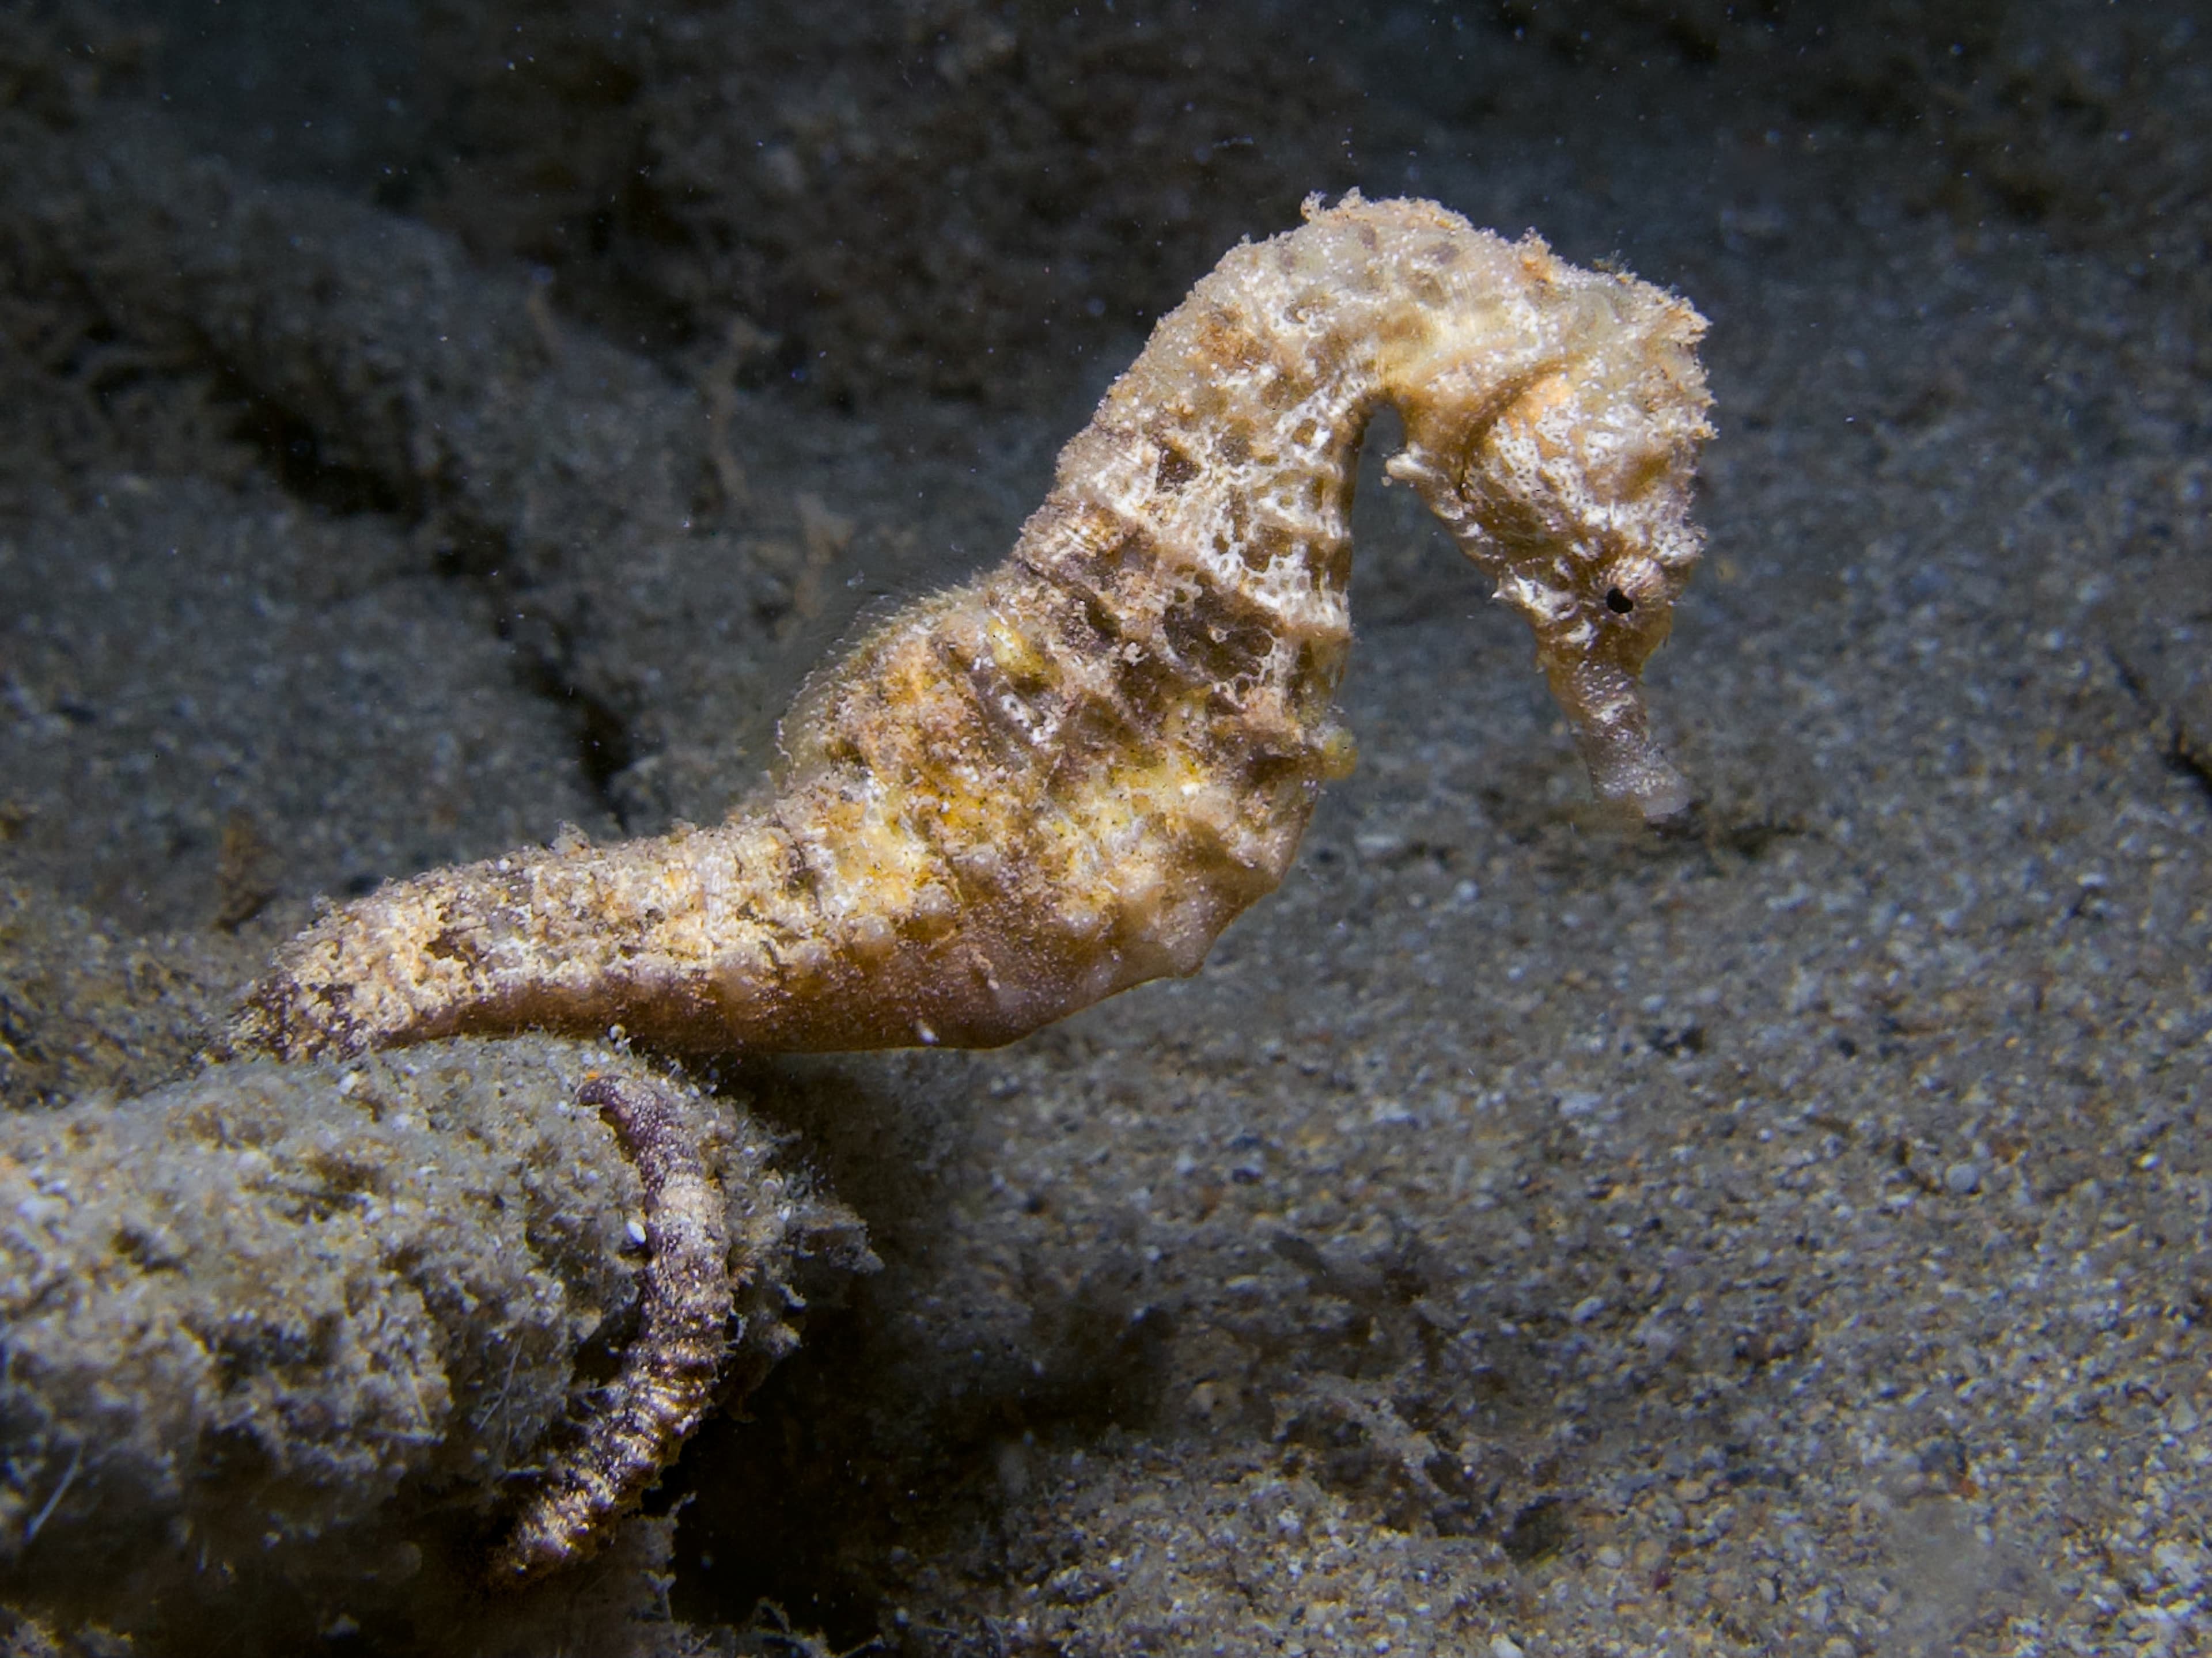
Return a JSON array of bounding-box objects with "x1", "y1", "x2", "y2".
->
[{"x1": 2, "y1": 3, "x2": 2207, "y2": 1653}]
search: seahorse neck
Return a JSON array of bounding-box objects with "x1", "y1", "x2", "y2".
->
[{"x1": 1013, "y1": 196, "x2": 1552, "y2": 712}]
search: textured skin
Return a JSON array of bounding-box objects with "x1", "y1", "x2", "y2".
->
[{"x1": 231, "y1": 193, "x2": 1713, "y2": 1069}]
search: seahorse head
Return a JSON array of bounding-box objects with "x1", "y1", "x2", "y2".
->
[{"x1": 1389, "y1": 245, "x2": 1713, "y2": 819}]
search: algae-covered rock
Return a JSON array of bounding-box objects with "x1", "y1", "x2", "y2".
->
[{"x1": 0, "y1": 1037, "x2": 872, "y2": 1651}]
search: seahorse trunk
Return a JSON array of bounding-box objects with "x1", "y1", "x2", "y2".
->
[{"x1": 231, "y1": 193, "x2": 1711, "y2": 1063}]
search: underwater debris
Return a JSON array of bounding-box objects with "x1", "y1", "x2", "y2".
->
[{"x1": 228, "y1": 192, "x2": 1714, "y2": 1572}]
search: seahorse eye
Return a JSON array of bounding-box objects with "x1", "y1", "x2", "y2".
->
[{"x1": 1604, "y1": 585, "x2": 1635, "y2": 615}]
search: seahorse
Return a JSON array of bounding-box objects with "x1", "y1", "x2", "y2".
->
[{"x1": 226, "y1": 192, "x2": 1713, "y2": 1579}]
